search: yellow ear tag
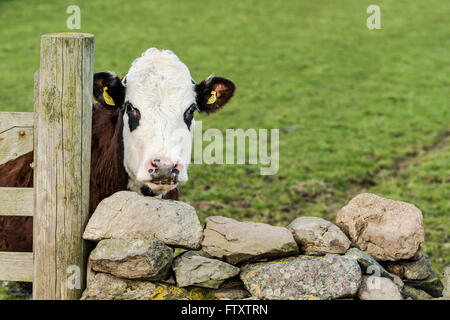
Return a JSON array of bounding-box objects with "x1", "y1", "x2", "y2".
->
[
  {"x1": 207, "y1": 90, "x2": 217, "y2": 104},
  {"x1": 103, "y1": 86, "x2": 115, "y2": 106}
]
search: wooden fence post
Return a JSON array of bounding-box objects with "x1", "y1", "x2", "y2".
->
[{"x1": 33, "y1": 33, "x2": 94, "y2": 300}]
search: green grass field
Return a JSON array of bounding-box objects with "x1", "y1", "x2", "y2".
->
[{"x1": 0, "y1": 0, "x2": 449, "y2": 299}]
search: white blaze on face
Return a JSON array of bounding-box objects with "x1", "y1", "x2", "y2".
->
[{"x1": 122, "y1": 48, "x2": 196, "y2": 194}]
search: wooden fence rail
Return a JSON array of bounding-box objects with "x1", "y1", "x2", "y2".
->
[
  {"x1": 0, "y1": 33, "x2": 94, "y2": 300},
  {"x1": 0, "y1": 188, "x2": 34, "y2": 216},
  {"x1": 0, "y1": 112, "x2": 33, "y2": 166},
  {"x1": 0, "y1": 252, "x2": 33, "y2": 282}
]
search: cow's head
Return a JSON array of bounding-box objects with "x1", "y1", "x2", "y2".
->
[{"x1": 93, "y1": 48, "x2": 235, "y2": 197}]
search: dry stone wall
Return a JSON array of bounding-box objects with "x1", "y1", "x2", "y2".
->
[{"x1": 81, "y1": 191, "x2": 447, "y2": 300}]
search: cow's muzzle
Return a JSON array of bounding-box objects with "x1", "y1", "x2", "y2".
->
[{"x1": 147, "y1": 158, "x2": 180, "y2": 187}]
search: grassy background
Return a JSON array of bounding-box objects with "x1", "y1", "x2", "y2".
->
[{"x1": 0, "y1": 0, "x2": 449, "y2": 298}]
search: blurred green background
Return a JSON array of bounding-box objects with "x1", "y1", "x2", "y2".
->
[{"x1": 0, "y1": 0, "x2": 449, "y2": 298}]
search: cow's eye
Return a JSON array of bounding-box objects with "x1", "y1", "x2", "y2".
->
[
  {"x1": 125, "y1": 102, "x2": 135, "y2": 113},
  {"x1": 124, "y1": 102, "x2": 141, "y2": 132},
  {"x1": 188, "y1": 103, "x2": 198, "y2": 114},
  {"x1": 183, "y1": 103, "x2": 197, "y2": 129}
]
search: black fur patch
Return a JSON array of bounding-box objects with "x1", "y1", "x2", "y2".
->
[
  {"x1": 141, "y1": 185, "x2": 156, "y2": 196},
  {"x1": 183, "y1": 104, "x2": 196, "y2": 130},
  {"x1": 128, "y1": 112, "x2": 140, "y2": 132},
  {"x1": 124, "y1": 102, "x2": 141, "y2": 132}
]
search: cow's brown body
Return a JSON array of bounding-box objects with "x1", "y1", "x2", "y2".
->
[{"x1": 0, "y1": 102, "x2": 178, "y2": 252}]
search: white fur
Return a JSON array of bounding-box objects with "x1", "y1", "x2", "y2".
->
[{"x1": 122, "y1": 48, "x2": 196, "y2": 194}]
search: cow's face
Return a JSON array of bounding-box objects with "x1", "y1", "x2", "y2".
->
[{"x1": 93, "y1": 48, "x2": 235, "y2": 197}]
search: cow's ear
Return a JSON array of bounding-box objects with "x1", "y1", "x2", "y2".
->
[
  {"x1": 195, "y1": 76, "x2": 236, "y2": 114},
  {"x1": 93, "y1": 71, "x2": 125, "y2": 108}
]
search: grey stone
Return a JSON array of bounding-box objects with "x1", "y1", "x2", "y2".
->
[
  {"x1": 213, "y1": 278, "x2": 251, "y2": 300},
  {"x1": 287, "y1": 217, "x2": 351, "y2": 255},
  {"x1": 345, "y1": 247, "x2": 395, "y2": 280},
  {"x1": 384, "y1": 254, "x2": 434, "y2": 280},
  {"x1": 215, "y1": 287, "x2": 250, "y2": 300},
  {"x1": 86, "y1": 255, "x2": 97, "y2": 288},
  {"x1": 392, "y1": 274, "x2": 404, "y2": 291},
  {"x1": 160, "y1": 276, "x2": 176, "y2": 285},
  {"x1": 443, "y1": 265, "x2": 450, "y2": 300},
  {"x1": 357, "y1": 276, "x2": 403, "y2": 300},
  {"x1": 336, "y1": 193, "x2": 424, "y2": 261},
  {"x1": 241, "y1": 296, "x2": 261, "y2": 300},
  {"x1": 401, "y1": 285, "x2": 433, "y2": 300},
  {"x1": 89, "y1": 239, "x2": 173, "y2": 281},
  {"x1": 403, "y1": 271, "x2": 444, "y2": 298},
  {"x1": 202, "y1": 216, "x2": 299, "y2": 264},
  {"x1": 81, "y1": 273, "x2": 215, "y2": 300},
  {"x1": 240, "y1": 255, "x2": 362, "y2": 300},
  {"x1": 173, "y1": 251, "x2": 240, "y2": 288},
  {"x1": 83, "y1": 191, "x2": 203, "y2": 249}
]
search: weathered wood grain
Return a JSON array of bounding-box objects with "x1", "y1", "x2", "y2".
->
[
  {"x1": 0, "y1": 252, "x2": 33, "y2": 282},
  {"x1": 0, "y1": 112, "x2": 33, "y2": 165},
  {"x1": 0, "y1": 187, "x2": 34, "y2": 216},
  {"x1": 33, "y1": 33, "x2": 94, "y2": 300},
  {"x1": 0, "y1": 112, "x2": 33, "y2": 132}
]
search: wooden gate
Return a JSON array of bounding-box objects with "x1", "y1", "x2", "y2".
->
[{"x1": 0, "y1": 33, "x2": 94, "y2": 300}]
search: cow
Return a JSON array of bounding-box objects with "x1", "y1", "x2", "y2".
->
[{"x1": 0, "y1": 48, "x2": 236, "y2": 254}]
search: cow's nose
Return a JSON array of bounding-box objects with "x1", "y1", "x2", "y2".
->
[{"x1": 148, "y1": 158, "x2": 181, "y2": 184}]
